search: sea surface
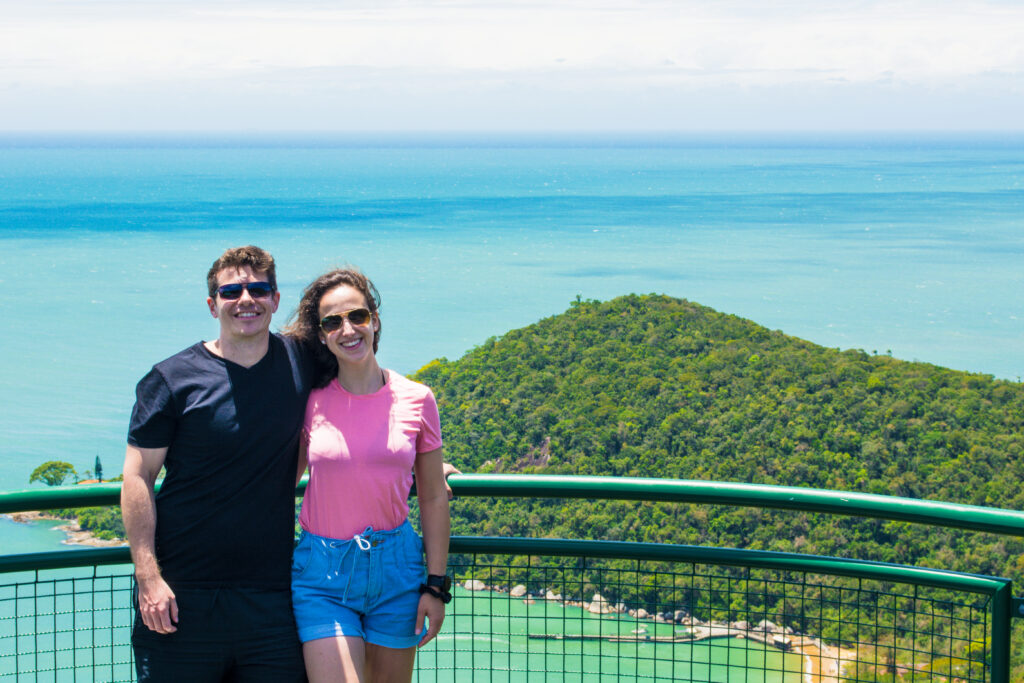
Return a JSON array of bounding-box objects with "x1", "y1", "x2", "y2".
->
[{"x1": 2, "y1": 132, "x2": 1023, "y2": 555}]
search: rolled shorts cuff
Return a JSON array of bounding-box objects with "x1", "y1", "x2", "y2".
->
[
  {"x1": 297, "y1": 622, "x2": 421, "y2": 650},
  {"x1": 364, "y1": 625, "x2": 423, "y2": 650}
]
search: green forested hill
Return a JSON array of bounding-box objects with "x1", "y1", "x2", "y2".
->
[{"x1": 414, "y1": 294, "x2": 1024, "y2": 581}]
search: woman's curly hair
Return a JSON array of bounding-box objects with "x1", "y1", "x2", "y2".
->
[{"x1": 282, "y1": 267, "x2": 381, "y2": 388}]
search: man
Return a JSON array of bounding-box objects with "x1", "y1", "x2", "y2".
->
[
  {"x1": 122, "y1": 246, "x2": 455, "y2": 681},
  {"x1": 122, "y1": 245, "x2": 312, "y2": 681}
]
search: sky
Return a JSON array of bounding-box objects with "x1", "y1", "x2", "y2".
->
[{"x1": 1, "y1": 0, "x2": 1023, "y2": 131}]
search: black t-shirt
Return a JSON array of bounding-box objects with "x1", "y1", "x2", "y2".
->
[{"x1": 128, "y1": 334, "x2": 317, "y2": 589}]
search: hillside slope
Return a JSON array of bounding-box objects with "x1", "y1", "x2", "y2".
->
[{"x1": 414, "y1": 294, "x2": 1024, "y2": 579}]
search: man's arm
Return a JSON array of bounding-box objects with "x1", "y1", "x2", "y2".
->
[{"x1": 121, "y1": 444, "x2": 178, "y2": 634}]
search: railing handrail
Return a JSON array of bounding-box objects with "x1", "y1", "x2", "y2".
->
[
  {"x1": 1, "y1": 538, "x2": 1009, "y2": 597},
  {"x1": 0, "y1": 482, "x2": 124, "y2": 513},
  {"x1": 446, "y1": 475, "x2": 1024, "y2": 536},
  {"x1": 4, "y1": 474, "x2": 1024, "y2": 537}
]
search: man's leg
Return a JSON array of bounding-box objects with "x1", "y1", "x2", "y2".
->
[
  {"x1": 132, "y1": 588, "x2": 231, "y2": 683},
  {"x1": 224, "y1": 588, "x2": 307, "y2": 683}
]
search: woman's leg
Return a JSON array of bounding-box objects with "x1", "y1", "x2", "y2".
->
[
  {"x1": 303, "y1": 636, "x2": 366, "y2": 683},
  {"x1": 364, "y1": 643, "x2": 416, "y2": 683}
]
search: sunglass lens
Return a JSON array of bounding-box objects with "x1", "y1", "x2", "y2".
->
[
  {"x1": 247, "y1": 283, "x2": 273, "y2": 298},
  {"x1": 320, "y1": 315, "x2": 343, "y2": 332},
  {"x1": 348, "y1": 309, "x2": 370, "y2": 326},
  {"x1": 218, "y1": 284, "x2": 243, "y2": 299}
]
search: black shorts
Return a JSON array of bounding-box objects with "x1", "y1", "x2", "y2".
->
[{"x1": 132, "y1": 586, "x2": 306, "y2": 683}]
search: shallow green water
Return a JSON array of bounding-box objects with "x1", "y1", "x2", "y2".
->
[{"x1": 416, "y1": 587, "x2": 804, "y2": 682}]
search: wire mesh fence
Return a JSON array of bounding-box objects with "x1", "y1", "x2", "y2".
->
[
  {"x1": 0, "y1": 548, "x2": 1000, "y2": 683},
  {"x1": 414, "y1": 551, "x2": 993, "y2": 682},
  {"x1": 0, "y1": 565, "x2": 136, "y2": 683}
]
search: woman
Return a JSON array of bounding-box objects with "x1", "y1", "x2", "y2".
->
[{"x1": 283, "y1": 268, "x2": 450, "y2": 682}]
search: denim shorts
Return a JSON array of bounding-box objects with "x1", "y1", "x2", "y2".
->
[{"x1": 291, "y1": 519, "x2": 425, "y2": 649}]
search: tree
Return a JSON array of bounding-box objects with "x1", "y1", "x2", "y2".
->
[{"x1": 29, "y1": 461, "x2": 77, "y2": 487}]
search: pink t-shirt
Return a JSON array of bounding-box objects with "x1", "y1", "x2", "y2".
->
[{"x1": 299, "y1": 372, "x2": 443, "y2": 539}]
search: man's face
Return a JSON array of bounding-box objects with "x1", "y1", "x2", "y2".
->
[{"x1": 206, "y1": 266, "x2": 280, "y2": 343}]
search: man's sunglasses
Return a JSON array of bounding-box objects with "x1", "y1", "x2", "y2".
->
[
  {"x1": 216, "y1": 282, "x2": 275, "y2": 300},
  {"x1": 320, "y1": 308, "x2": 373, "y2": 332}
]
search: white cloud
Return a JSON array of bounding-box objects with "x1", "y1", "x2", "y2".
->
[{"x1": 1, "y1": 0, "x2": 1022, "y2": 129}]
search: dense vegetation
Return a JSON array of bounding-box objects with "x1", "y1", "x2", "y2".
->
[{"x1": 413, "y1": 293, "x2": 1024, "y2": 677}]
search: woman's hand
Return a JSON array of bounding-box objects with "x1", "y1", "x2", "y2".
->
[
  {"x1": 441, "y1": 461, "x2": 462, "y2": 500},
  {"x1": 415, "y1": 592, "x2": 446, "y2": 647}
]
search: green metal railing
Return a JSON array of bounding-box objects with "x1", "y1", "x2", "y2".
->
[{"x1": 3, "y1": 475, "x2": 1023, "y2": 682}]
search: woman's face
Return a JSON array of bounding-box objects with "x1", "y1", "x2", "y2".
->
[{"x1": 317, "y1": 284, "x2": 378, "y2": 366}]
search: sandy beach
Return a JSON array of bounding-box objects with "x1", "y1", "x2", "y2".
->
[{"x1": 787, "y1": 636, "x2": 855, "y2": 682}]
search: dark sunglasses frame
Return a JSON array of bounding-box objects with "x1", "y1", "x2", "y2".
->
[
  {"x1": 216, "y1": 282, "x2": 275, "y2": 300},
  {"x1": 319, "y1": 308, "x2": 373, "y2": 332}
]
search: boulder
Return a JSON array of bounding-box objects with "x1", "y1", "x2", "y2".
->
[
  {"x1": 588, "y1": 593, "x2": 614, "y2": 614},
  {"x1": 510, "y1": 584, "x2": 527, "y2": 598},
  {"x1": 464, "y1": 579, "x2": 487, "y2": 591}
]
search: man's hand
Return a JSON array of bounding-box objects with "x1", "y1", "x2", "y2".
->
[
  {"x1": 415, "y1": 592, "x2": 445, "y2": 647},
  {"x1": 441, "y1": 462, "x2": 462, "y2": 501},
  {"x1": 137, "y1": 575, "x2": 179, "y2": 634}
]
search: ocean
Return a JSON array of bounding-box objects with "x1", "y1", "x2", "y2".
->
[{"x1": 1, "y1": 132, "x2": 1023, "y2": 554}]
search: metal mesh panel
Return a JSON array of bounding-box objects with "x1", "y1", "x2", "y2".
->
[
  {"x1": 0, "y1": 565, "x2": 135, "y2": 683},
  {"x1": 416, "y1": 554, "x2": 992, "y2": 682},
  {"x1": 0, "y1": 552, "x2": 995, "y2": 682}
]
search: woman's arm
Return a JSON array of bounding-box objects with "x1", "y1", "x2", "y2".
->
[{"x1": 413, "y1": 447, "x2": 450, "y2": 646}]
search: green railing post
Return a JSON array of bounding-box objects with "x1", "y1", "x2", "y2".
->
[{"x1": 992, "y1": 580, "x2": 1013, "y2": 683}]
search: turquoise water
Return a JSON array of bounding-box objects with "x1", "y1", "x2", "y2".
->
[
  {"x1": 1, "y1": 576, "x2": 801, "y2": 683},
  {"x1": 0, "y1": 516, "x2": 83, "y2": 556},
  {"x1": 2, "y1": 133, "x2": 1023, "y2": 549}
]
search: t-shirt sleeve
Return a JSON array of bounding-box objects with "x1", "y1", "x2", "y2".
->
[
  {"x1": 127, "y1": 368, "x2": 177, "y2": 448},
  {"x1": 416, "y1": 387, "x2": 443, "y2": 454}
]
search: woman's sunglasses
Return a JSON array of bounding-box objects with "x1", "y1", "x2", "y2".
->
[
  {"x1": 216, "y1": 282, "x2": 275, "y2": 300},
  {"x1": 320, "y1": 308, "x2": 373, "y2": 332}
]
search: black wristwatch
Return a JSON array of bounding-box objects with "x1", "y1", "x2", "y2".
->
[{"x1": 419, "y1": 574, "x2": 453, "y2": 604}]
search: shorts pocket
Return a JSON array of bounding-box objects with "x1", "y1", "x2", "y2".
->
[
  {"x1": 402, "y1": 529, "x2": 425, "y2": 577},
  {"x1": 291, "y1": 533, "x2": 315, "y2": 580}
]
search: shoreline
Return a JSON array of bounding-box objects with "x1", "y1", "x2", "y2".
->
[{"x1": 5, "y1": 511, "x2": 128, "y2": 548}]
